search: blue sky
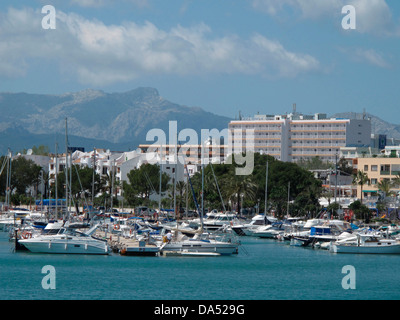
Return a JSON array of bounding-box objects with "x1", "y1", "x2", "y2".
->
[{"x1": 0, "y1": 0, "x2": 400, "y2": 124}]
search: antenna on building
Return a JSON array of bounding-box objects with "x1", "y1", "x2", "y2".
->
[
  {"x1": 293, "y1": 103, "x2": 296, "y2": 114},
  {"x1": 363, "y1": 108, "x2": 366, "y2": 120}
]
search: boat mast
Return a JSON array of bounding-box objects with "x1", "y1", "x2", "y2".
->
[
  {"x1": 65, "y1": 118, "x2": 69, "y2": 220},
  {"x1": 5, "y1": 149, "x2": 10, "y2": 212},
  {"x1": 265, "y1": 160, "x2": 268, "y2": 216},
  {"x1": 159, "y1": 145, "x2": 162, "y2": 215},
  {"x1": 174, "y1": 136, "x2": 177, "y2": 222},
  {"x1": 55, "y1": 142, "x2": 58, "y2": 220},
  {"x1": 287, "y1": 181, "x2": 290, "y2": 219},
  {"x1": 210, "y1": 163, "x2": 226, "y2": 212},
  {"x1": 92, "y1": 147, "x2": 96, "y2": 212},
  {"x1": 7, "y1": 149, "x2": 12, "y2": 213},
  {"x1": 200, "y1": 141, "x2": 204, "y2": 229},
  {"x1": 40, "y1": 170, "x2": 44, "y2": 216},
  {"x1": 111, "y1": 159, "x2": 114, "y2": 213}
]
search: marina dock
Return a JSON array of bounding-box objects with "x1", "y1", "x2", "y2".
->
[{"x1": 95, "y1": 230, "x2": 160, "y2": 256}]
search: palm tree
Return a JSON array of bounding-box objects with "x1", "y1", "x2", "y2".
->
[
  {"x1": 222, "y1": 174, "x2": 257, "y2": 215},
  {"x1": 352, "y1": 170, "x2": 370, "y2": 204},
  {"x1": 175, "y1": 180, "x2": 186, "y2": 213},
  {"x1": 377, "y1": 179, "x2": 393, "y2": 198},
  {"x1": 392, "y1": 174, "x2": 400, "y2": 193}
]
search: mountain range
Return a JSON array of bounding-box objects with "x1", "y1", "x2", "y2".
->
[
  {"x1": 0, "y1": 87, "x2": 231, "y2": 154},
  {"x1": 0, "y1": 87, "x2": 399, "y2": 155},
  {"x1": 332, "y1": 112, "x2": 400, "y2": 142}
]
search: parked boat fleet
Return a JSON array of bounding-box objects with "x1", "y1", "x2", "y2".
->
[{"x1": 3, "y1": 208, "x2": 400, "y2": 256}]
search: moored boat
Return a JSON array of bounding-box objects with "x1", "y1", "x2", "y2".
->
[
  {"x1": 19, "y1": 224, "x2": 110, "y2": 255},
  {"x1": 330, "y1": 234, "x2": 400, "y2": 254}
]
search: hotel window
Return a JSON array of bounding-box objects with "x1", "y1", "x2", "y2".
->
[
  {"x1": 371, "y1": 178, "x2": 377, "y2": 185},
  {"x1": 364, "y1": 165, "x2": 368, "y2": 171}
]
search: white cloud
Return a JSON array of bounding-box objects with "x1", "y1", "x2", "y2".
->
[
  {"x1": 350, "y1": 0, "x2": 395, "y2": 35},
  {"x1": 0, "y1": 7, "x2": 321, "y2": 86},
  {"x1": 340, "y1": 47, "x2": 390, "y2": 68},
  {"x1": 252, "y1": 0, "x2": 342, "y2": 18},
  {"x1": 357, "y1": 49, "x2": 389, "y2": 68},
  {"x1": 70, "y1": 0, "x2": 149, "y2": 8},
  {"x1": 252, "y1": 0, "x2": 398, "y2": 35}
]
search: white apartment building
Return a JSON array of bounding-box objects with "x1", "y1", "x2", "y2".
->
[
  {"x1": 48, "y1": 148, "x2": 191, "y2": 199},
  {"x1": 228, "y1": 112, "x2": 371, "y2": 163}
]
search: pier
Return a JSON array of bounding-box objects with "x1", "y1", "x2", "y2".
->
[{"x1": 94, "y1": 230, "x2": 160, "y2": 256}]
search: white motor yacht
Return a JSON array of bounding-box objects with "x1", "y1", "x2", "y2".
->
[
  {"x1": 330, "y1": 234, "x2": 400, "y2": 254},
  {"x1": 232, "y1": 214, "x2": 277, "y2": 236},
  {"x1": 159, "y1": 228, "x2": 239, "y2": 256},
  {"x1": 19, "y1": 224, "x2": 110, "y2": 255},
  {"x1": 252, "y1": 224, "x2": 284, "y2": 239},
  {"x1": 202, "y1": 212, "x2": 240, "y2": 231}
]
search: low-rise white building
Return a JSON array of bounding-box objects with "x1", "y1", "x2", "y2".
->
[{"x1": 48, "y1": 147, "x2": 192, "y2": 199}]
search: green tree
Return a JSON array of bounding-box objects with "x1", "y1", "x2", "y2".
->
[
  {"x1": 377, "y1": 179, "x2": 394, "y2": 198},
  {"x1": 337, "y1": 157, "x2": 353, "y2": 175},
  {"x1": 194, "y1": 153, "x2": 323, "y2": 218},
  {"x1": 349, "y1": 200, "x2": 371, "y2": 222},
  {"x1": 0, "y1": 156, "x2": 9, "y2": 196},
  {"x1": 99, "y1": 172, "x2": 121, "y2": 203},
  {"x1": 123, "y1": 163, "x2": 170, "y2": 205},
  {"x1": 297, "y1": 156, "x2": 332, "y2": 171},
  {"x1": 391, "y1": 174, "x2": 400, "y2": 192},
  {"x1": 175, "y1": 180, "x2": 187, "y2": 212},
  {"x1": 222, "y1": 173, "x2": 258, "y2": 215},
  {"x1": 32, "y1": 145, "x2": 50, "y2": 156},
  {"x1": 52, "y1": 166, "x2": 101, "y2": 206},
  {"x1": 352, "y1": 170, "x2": 370, "y2": 204},
  {"x1": 11, "y1": 156, "x2": 42, "y2": 195}
]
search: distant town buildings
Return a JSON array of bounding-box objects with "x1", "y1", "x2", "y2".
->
[{"x1": 8, "y1": 108, "x2": 400, "y2": 209}]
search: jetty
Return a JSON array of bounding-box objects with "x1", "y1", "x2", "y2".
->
[{"x1": 94, "y1": 230, "x2": 160, "y2": 256}]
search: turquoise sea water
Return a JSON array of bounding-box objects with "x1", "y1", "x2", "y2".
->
[{"x1": 1, "y1": 232, "x2": 400, "y2": 300}]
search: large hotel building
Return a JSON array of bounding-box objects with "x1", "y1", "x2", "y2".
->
[{"x1": 228, "y1": 111, "x2": 371, "y2": 163}]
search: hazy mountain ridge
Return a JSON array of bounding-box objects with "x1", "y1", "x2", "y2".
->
[
  {"x1": 0, "y1": 87, "x2": 232, "y2": 154},
  {"x1": 332, "y1": 112, "x2": 400, "y2": 140}
]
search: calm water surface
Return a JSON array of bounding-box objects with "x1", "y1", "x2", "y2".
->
[{"x1": 1, "y1": 232, "x2": 399, "y2": 300}]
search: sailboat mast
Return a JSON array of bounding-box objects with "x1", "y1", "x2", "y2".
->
[
  {"x1": 265, "y1": 161, "x2": 268, "y2": 215},
  {"x1": 159, "y1": 145, "x2": 162, "y2": 215},
  {"x1": 5, "y1": 149, "x2": 10, "y2": 211},
  {"x1": 200, "y1": 141, "x2": 204, "y2": 228},
  {"x1": 7, "y1": 149, "x2": 12, "y2": 212},
  {"x1": 287, "y1": 181, "x2": 290, "y2": 218},
  {"x1": 210, "y1": 163, "x2": 226, "y2": 212},
  {"x1": 111, "y1": 159, "x2": 114, "y2": 213},
  {"x1": 55, "y1": 142, "x2": 58, "y2": 220},
  {"x1": 65, "y1": 118, "x2": 69, "y2": 220},
  {"x1": 92, "y1": 148, "x2": 96, "y2": 209},
  {"x1": 174, "y1": 137, "x2": 177, "y2": 221}
]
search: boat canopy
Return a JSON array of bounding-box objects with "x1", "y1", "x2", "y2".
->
[
  {"x1": 310, "y1": 226, "x2": 332, "y2": 236},
  {"x1": 35, "y1": 199, "x2": 66, "y2": 206}
]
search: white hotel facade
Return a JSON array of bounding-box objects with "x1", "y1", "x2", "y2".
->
[{"x1": 228, "y1": 112, "x2": 371, "y2": 163}]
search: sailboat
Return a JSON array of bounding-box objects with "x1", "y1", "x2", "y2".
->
[
  {"x1": 231, "y1": 160, "x2": 276, "y2": 237},
  {"x1": 159, "y1": 142, "x2": 239, "y2": 256}
]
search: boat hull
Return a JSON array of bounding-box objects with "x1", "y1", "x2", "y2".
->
[
  {"x1": 331, "y1": 243, "x2": 400, "y2": 254},
  {"x1": 161, "y1": 240, "x2": 238, "y2": 255},
  {"x1": 231, "y1": 226, "x2": 247, "y2": 236},
  {"x1": 122, "y1": 247, "x2": 159, "y2": 256},
  {"x1": 19, "y1": 239, "x2": 109, "y2": 255}
]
